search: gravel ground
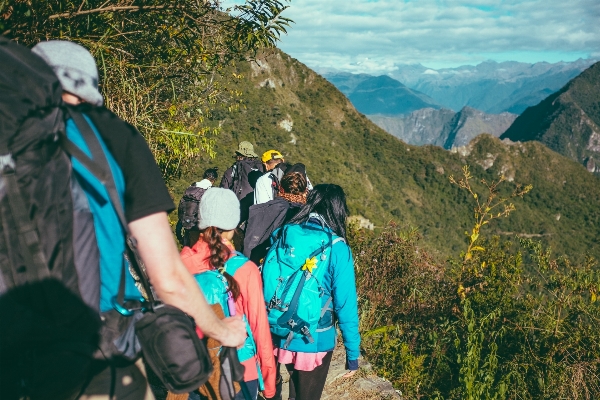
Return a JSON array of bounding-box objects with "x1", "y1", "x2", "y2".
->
[{"x1": 278, "y1": 342, "x2": 400, "y2": 400}]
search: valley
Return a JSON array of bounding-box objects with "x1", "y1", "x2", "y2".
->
[
  {"x1": 176, "y1": 50, "x2": 600, "y2": 262},
  {"x1": 368, "y1": 107, "x2": 516, "y2": 148}
]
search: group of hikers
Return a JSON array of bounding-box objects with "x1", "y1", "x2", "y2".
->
[
  {"x1": 175, "y1": 144, "x2": 360, "y2": 399},
  {"x1": 0, "y1": 36, "x2": 360, "y2": 400}
]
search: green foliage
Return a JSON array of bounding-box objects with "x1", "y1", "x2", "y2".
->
[
  {"x1": 454, "y1": 300, "x2": 506, "y2": 400},
  {"x1": 1, "y1": 0, "x2": 291, "y2": 181},
  {"x1": 501, "y1": 62, "x2": 600, "y2": 174},
  {"x1": 177, "y1": 51, "x2": 600, "y2": 261},
  {"x1": 352, "y1": 169, "x2": 600, "y2": 399}
]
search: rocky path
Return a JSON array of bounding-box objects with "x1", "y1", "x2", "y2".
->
[{"x1": 279, "y1": 343, "x2": 400, "y2": 400}]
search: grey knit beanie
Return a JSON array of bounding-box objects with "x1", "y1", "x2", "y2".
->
[
  {"x1": 32, "y1": 40, "x2": 103, "y2": 106},
  {"x1": 198, "y1": 188, "x2": 240, "y2": 231}
]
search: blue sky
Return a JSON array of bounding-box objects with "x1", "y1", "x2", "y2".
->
[{"x1": 225, "y1": 0, "x2": 600, "y2": 73}]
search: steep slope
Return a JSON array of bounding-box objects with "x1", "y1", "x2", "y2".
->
[
  {"x1": 442, "y1": 107, "x2": 517, "y2": 148},
  {"x1": 173, "y1": 51, "x2": 600, "y2": 260},
  {"x1": 368, "y1": 107, "x2": 516, "y2": 148},
  {"x1": 501, "y1": 62, "x2": 600, "y2": 173},
  {"x1": 347, "y1": 75, "x2": 441, "y2": 116},
  {"x1": 368, "y1": 108, "x2": 455, "y2": 146}
]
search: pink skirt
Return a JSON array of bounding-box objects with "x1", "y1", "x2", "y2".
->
[{"x1": 274, "y1": 348, "x2": 329, "y2": 371}]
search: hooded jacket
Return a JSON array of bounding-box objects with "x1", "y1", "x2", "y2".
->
[
  {"x1": 244, "y1": 197, "x2": 303, "y2": 265},
  {"x1": 180, "y1": 239, "x2": 276, "y2": 397},
  {"x1": 270, "y1": 217, "x2": 361, "y2": 370}
]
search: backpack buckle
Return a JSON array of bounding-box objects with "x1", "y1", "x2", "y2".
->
[
  {"x1": 0, "y1": 154, "x2": 15, "y2": 173},
  {"x1": 301, "y1": 326, "x2": 315, "y2": 344},
  {"x1": 268, "y1": 297, "x2": 280, "y2": 310}
]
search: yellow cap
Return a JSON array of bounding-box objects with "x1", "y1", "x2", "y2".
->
[{"x1": 261, "y1": 150, "x2": 284, "y2": 163}]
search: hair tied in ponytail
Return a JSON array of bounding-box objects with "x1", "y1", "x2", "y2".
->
[{"x1": 202, "y1": 226, "x2": 241, "y2": 300}]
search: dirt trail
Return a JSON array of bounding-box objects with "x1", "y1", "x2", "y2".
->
[{"x1": 279, "y1": 343, "x2": 400, "y2": 400}]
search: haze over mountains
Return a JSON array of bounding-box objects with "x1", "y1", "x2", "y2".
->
[
  {"x1": 326, "y1": 74, "x2": 441, "y2": 116},
  {"x1": 322, "y1": 58, "x2": 598, "y2": 151},
  {"x1": 324, "y1": 58, "x2": 597, "y2": 115}
]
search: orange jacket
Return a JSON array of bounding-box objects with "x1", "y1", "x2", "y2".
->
[{"x1": 180, "y1": 238, "x2": 276, "y2": 398}]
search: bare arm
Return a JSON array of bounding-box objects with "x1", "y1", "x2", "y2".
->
[{"x1": 129, "y1": 212, "x2": 246, "y2": 347}]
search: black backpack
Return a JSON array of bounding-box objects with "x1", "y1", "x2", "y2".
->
[
  {"x1": 178, "y1": 185, "x2": 209, "y2": 229},
  {"x1": 230, "y1": 158, "x2": 264, "y2": 200},
  {"x1": 0, "y1": 38, "x2": 215, "y2": 398},
  {"x1": 0, "y1": 36, "x2": 103, "y2": 400}
]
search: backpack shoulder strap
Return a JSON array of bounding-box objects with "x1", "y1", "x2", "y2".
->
[
  {"x1": 332, "y1": 237, "x2": 346, "y2": 245},
  {"x1": 60, "y1": 109, "x2": 154, "y2": 307},
  {"x1": 224, "y1": 251, "x2": 249, "y2": 276}
]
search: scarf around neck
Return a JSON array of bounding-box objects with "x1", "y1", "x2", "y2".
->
[{"x1": 278, "y1": 187, "x2": 307, "y2": 204}]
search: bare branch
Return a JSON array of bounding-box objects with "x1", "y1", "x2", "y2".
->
[{"x1": 48, "y1": 5, "x2": 176, "y2": 20}]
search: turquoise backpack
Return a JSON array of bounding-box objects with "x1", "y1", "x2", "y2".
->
[
  {"x1": 193, "y1": 252, "x2": 264, "y2": 389},
  {"x1": 262, "y1": 220, "x2": 345, "y2": 349}
]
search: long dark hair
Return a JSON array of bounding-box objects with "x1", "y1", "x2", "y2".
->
[
  {"x1": 289, "y1": 184, "x2": 349, "y2": 239},
  {"x1": 201, "y1": 226, "x2": 241, "y2": 300}
]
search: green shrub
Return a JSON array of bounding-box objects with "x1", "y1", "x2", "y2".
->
[{"x1": 352, "y1": 167, "x2": 600, "y2": 399}]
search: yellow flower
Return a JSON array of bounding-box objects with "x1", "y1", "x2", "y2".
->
[{"x1": 302, "y1": 257, "x2": 318, "y2": 274}]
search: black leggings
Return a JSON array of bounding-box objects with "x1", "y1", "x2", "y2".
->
[{"x1": 271, "y1": 351, "x2": 333, "y2": 400}]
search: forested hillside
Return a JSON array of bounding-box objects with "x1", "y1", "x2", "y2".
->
[
  {"x1": 502, "y1": 62, "x2": 600, "y2": 174},
  {"x1": 175, "y1": 51, "x2": 600, "y2": 260}
]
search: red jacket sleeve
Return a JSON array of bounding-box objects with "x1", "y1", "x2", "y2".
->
[{"x1": 236, "y1": 261, "x2": 276, "y2": 397}]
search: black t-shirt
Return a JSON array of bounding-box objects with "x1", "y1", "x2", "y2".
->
[{"x1": 79, "y1": 105, "x2": 175, "y2": 222}]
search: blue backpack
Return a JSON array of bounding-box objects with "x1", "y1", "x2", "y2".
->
[
  {"x1": 193, "y1": 252, "x2": 264, "y2": 390},
  {"x1": 262, "y1": 220, "x2": 345, "y2": 349}
]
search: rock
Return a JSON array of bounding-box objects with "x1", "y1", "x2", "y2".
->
[
  {"x1": 259, "y1": 78, "x2": 277, "y2": 89},
  {"x1": 278, "y1": 117, "x2": 293, "y2": 132},
  {"x1": 278, "y1": 343, "x2": 399, "y2": 400},
  {"x1": 348, "y1": 215, "x2": 375, "y2": 230}
]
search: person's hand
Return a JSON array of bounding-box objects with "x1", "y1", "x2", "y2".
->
[
  {"x1": 342, "y1": 370, "x2": 357, "y2": 378},
  {"x1": 218, "y1": 316, "x2": 247, "y2": 347}
]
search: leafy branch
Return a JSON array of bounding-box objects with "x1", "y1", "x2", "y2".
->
[
  {"x1": 1, "y1": 0, "x2": 293, "y2": 181},
  {"x1": 450, "y1": 165, "x2": 532, "y2": 263}
]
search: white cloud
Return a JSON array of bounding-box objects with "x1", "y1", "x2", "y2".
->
[{"x1": 260, "y1": 0, "x2": 600, "y2": 72}]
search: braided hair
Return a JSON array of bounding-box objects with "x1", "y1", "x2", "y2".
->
[{"x1": 202, "y1": 226, "x2": 241, "y2": 300}]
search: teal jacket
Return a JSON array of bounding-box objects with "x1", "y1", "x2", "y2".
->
[{"x1": 272, "y1": 218, "x2": 361, "y2": 369}]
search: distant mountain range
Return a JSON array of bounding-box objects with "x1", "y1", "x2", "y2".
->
[
  {"x1": 369, "y1": 107, "x2": 516, "y2": 149},
  {"x1": 175, "y1": 51, "x2": 600, "y2": 260},
  {"x1": 327, "y1": 74, "x2": 441, "y2": 116},
  {"x1": 501, "y1": 61, "x2": 600, "y2": 174},
  {"x1": 324, "y1": 58, "x2": 597, "y2": 115}
]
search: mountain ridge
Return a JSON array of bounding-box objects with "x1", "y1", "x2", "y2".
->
[
  {"x1": 337, "y1": 74, "x2": 441, "y2": 116},
  {"x1": 324, "y1": 58, "x2": 597, "y2": 114},
  {"x1": 501, "y1": 61, "x2": 600, "y2": 174},
  {"x1": 368, "y1": 106, "x2": 516, "y2": 148},
  {"x1": 172, "y1": 50, "x2": 600, "y2": 260}
]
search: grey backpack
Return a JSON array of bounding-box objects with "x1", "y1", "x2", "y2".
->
[{"x1": 230, "y1": 159, "x2": 264, "y2": 200}]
